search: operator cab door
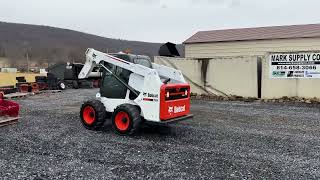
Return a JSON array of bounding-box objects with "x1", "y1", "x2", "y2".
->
[
  {"x1": 100, "y1": 55, "x2": 131, "y2": 99},
  {"x1": 100, "y1": 66, "x2": 129, "y2": 99},
  {"x1": 100, "y1": 54, "x2": 152, "y2": 99}
]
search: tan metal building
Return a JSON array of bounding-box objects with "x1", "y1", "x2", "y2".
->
[
  {"x1": 184, "y1": 24, "x2": 320, "y2": 58},
  {"x1": 155, "y1": 24, "x2": 320, "y2": 99}
]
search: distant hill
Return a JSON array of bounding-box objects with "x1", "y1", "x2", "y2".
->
[{"x1": 0, "y1": 21, "x2": 184, "y2": 69}]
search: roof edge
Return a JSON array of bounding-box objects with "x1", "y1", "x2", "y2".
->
[
  {"x1": 183, "y1": 36, "x2": 320, "y2": 44},
  {"x1": 183, "y1": 23, "x2": 320, "y2": 44}
]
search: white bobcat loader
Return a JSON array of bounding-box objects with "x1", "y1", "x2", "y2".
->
[{"x1": 79, "y1": 48, "x2": 193, "y2": 135}]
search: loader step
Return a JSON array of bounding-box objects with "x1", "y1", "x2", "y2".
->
[{"x1": 0, "y1": 116, "x2": 19, "y2": 127}]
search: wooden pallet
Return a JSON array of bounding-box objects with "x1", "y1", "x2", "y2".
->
[
  {"x1": 4, "y1": 93, "x2": 29, "y2": 99},
  {"x1": 0, "y1": 116, "x2": 19, "y2": 127},
  {"x1": 41, "y1": 90, "x2": 62, "y2": 93},
  {"x1": 30, "y1": 91, "x2": 42, "y2": 95}
]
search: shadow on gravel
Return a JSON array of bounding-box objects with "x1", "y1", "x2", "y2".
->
[
  {"x1": 97, "y1": 120, "x2": 176, "y2": 137},
  {"x1": 139, "y1": 124, "x2": 174, "y2": 136}
]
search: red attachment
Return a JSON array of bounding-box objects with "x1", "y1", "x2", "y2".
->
[
  {"x1": 19, "y1": 84, "x2": 29, "y2": 93},
  {"x1": 114, "y1": 111, "x2": 130, "y2": 131},
  {"x1": 82, "y1": 106, "x2": 96, "y2": 125},
  {"x1": 31, "y1": 83, "x2": 39, "y2": 93},
  {"x1": 93, "y1": 80, "x2": 100, "y2": 88},
  {"x1": 160, "y1": 83, "x2": 190, "y2": 121},
  {"x1": 37, "y1": 82, "x2": 48, "y2": 91},
  {"x1": 0, "y1": 94, "x2": 20, "y2": 117}
]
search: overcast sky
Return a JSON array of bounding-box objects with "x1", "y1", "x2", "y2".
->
[{"x1": 1, "y1": 0, "x2": 320, "y2": 43}]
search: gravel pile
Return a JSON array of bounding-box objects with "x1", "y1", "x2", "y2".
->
[{"x1": 0, "y1": 89, "x2": 320, "y2": 179}]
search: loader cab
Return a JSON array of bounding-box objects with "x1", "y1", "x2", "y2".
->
[
  {"x1": 64, "y1": 63, "x2": 84, "y2": 80},
  {"x1": 100, "y1": 53, "x2": 152, "y2": 99}
]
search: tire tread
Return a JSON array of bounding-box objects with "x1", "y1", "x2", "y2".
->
[
  {"x1": 112, "y1": 104, "x2": 141, "y2": 135},
  {"x1": 80, "y1": 100, "x2": 106, "y2": 130}
]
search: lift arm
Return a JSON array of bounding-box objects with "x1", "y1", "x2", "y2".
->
[
  {"x1": 78, "y1": 48, "x2": 187, "y2": 88},
  {"x1": 78, "y1": 48, "x2": 152, "y2": 79}
]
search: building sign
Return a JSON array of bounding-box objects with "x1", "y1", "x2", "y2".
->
[{"x1": 269, "y1": 52, "x2": 320, "y2": 78}]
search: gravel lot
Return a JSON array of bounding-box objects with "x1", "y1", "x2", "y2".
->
[{"x1": 1, "y1": 89, "x2": 320, "y2": 179}]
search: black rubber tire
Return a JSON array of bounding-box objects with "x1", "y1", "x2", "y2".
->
[
  {"x1": 112, "y1": 104, "x2": 141, "y2": 135},
  {"x1": 80, "y1": 100, "x2": 107, "y2": 130},
  {"x1": 57, "y1": 81, "x2": 66, "y2": 90},
  {"x1": 73, "y1": 81, "x2": 79, "y2": 89}
]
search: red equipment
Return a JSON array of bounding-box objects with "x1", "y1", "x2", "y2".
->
[{"x1": 0, "y1": 92, "x2": 20, "y2": 126}]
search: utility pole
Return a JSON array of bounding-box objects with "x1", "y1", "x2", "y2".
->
[
  {"x1": 26, "y1": 50, "x2": 29, "y2": 72},
  {"x1": 25, "y1": 47, "x2": 31, "y2": 72}
]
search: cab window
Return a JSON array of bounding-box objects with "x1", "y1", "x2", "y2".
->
[
  {"x1": 134, "y1": 57, "x2": 152, "y2": 68},
  {"x1": 112, "y1": 54, "x2": 131, "y2": 62}
]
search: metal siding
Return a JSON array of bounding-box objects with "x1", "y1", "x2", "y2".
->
[{"x1": 154, "y1": 56, "x2": 258, "y2": 97}]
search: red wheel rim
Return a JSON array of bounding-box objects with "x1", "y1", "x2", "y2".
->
[
  {"x1": 83, "y1": 106, "x2": 95, "y2": 125},
  {"x1": 115, "y1": 111, "x2": 130, "y2": 131}
]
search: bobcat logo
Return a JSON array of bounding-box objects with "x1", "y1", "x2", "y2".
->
[{"x1": 168, "y1": 106, "x2": 173, "y2": 114}]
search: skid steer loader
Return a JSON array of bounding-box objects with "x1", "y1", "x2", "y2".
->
[{"x1": 79, "y1": 48, "x2": 193, "y2": 135}]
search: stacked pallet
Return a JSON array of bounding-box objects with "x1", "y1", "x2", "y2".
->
[
  {"x1": 3, "y1": 92, "x2": 28, "y2": 100},
  {"x1": 0, "y1": 92, "x2": 20, "y2": 127},
  {"x1": 0, "y1": 116, "x2": 19, "y2": 127}
]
